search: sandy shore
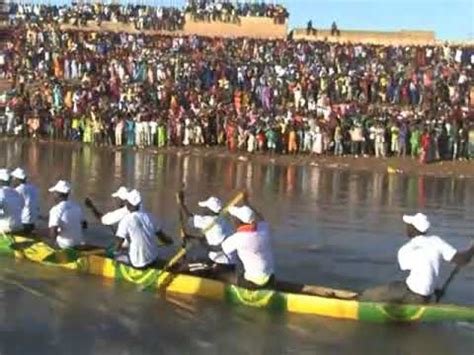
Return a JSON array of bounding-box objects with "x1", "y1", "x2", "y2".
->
[{"x1": 3, "y1": 137, "x2": 472, "y2": 178}]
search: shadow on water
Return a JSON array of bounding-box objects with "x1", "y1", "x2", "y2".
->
[{"x1": 0, "y1": 140, "x2": 473, "y2": 354}]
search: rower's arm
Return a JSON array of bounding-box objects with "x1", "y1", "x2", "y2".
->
[
  {"x1": 48, "y1": 208, "x2": 59, "y2": 241},
  {"x1": 49, "y1": 227, "x2": 58, "y2": 240},
  {"x1": 84, "y1": 198, "x2": 103, "y2": 221},
  {"x1": 185, "y1": 233, "x2": 205, "y2": 241},
  {"x1": 451, "y1": 245, "x2": 474, "y2": 266},
  {"x1": 178, "y1": 199, "x2": 193, "y2": 221},
  {"x1": 207, "y1": 243, "x2": 223, "y2": 253},
  {"x1": 110, "y1": 238, "x2": 124, "y2": 253},
  {"x1": 156, "y1": 230, "x2": 174, "y2": 245}
]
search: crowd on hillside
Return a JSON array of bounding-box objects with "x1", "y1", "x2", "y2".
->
[
  {"x1": 8, "y1": 2, "x2": 288, "y2": 30},
  {"x1": 9, "y1": 3, "x2": 185, "y2": 31},
  {"x1": 1, "y1": 18, "x2": 473, "y2": 161},
  {"x1": 185, "y1": 1, "x2": 288, "y2": 24}
]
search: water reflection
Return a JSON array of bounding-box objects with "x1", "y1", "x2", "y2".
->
[{"x1": 1, "y1": 140, "x2": 473, "y2": 217}]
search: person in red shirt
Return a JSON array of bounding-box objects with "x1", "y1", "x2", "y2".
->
[{"x1": 420, "y1": 129, "x2": 431, "y2": 164}]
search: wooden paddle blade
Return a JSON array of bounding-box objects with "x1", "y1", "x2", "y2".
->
[
  {"x1": 276, "y1": 280, "x2": 359, "y2": 300},
  {"x1": 176, "y1": 191, "x2": 185, "y2": 204}
]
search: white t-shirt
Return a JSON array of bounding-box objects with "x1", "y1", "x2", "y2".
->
[
  {"x1": 16, "y1": 183, "x2": 40, "y2": 225},
  {"x1": 101, "y1": 206, "x2": 129, "y2": 226},
  {"x1": 222, "y1": 222, "x2": 274, "y2": 285},
  {"x1": 116, "y1": 211, "x2": 161, "y2": 268},
  {"x1": 0, "y1": 187, "x2": 25, "y2": 232},
  {"x1": 189, "y1": 214, "x2": 235, "y2": 264},
  {"x1": 49, "y1": 200, "x2": 86, "y2": 249},
  {"x1": 398, "y1": 235, "x2": 457, "y2": 296}
]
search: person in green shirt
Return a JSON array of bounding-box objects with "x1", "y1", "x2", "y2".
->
[
  {"x1": 265, "y1": 126, "x2": 277, "y2": 154},
  {"x1": 157, "y1": 119, "x2": 167, "y2": 148},
  {"x1": 390, "y1": 123, "x2": 400, "y2": 156},
  {"x1": 410, "y1": 126, "x2": 421, "y2": 159}
]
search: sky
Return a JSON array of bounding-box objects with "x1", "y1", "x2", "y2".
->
[
  {"x1": 282, "y1": 0, "x2": 474, "y2": 41},
  {"x1": 26, "y1": 0, "x2": 474, "y2": 40}
]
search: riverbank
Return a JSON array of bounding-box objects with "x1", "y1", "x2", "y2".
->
[
  {"x1": 3, "y1": 137, "x2": 473, "y2": 178},
  {"x1": 147, "y1": 146, "x2": 474, "y2": 178}
]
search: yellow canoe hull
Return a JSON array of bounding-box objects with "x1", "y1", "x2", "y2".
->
[{"x1": 1, "y1": 235, "x2": 472, "y2": 323}]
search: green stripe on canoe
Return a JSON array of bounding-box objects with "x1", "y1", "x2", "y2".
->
[
  {"x1": 359, "y1": 302, "x2": 474, "y2": 322},
  {"x1": 224, "y1": 285, "x2": 287, "y2": 311},
  {"x1": 0, "y1": 236, "x2": 14, "y2": 256}
]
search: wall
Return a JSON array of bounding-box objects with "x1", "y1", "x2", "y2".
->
[
  {"x1": 60, "y1": 16, "x2": 287, "y2": 39},
  {"x1": 184, "y1": 15, "x2": 287, "y2": 39},
  {"x1": 293, "y1": 28, "x2": 437, "y2": 46}
]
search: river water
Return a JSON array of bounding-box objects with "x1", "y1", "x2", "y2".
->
[{"x1": 0, "y1": 139, "x2": 473, "y2": 354}]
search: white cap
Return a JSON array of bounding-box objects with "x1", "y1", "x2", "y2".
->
[
  {"x1": 11, "y1": 168, "x2": 27, "y2": 180},
  {"x1": 0, "y1": 169, "x2": 10, "y2": 182},
  {"x1": 111, "y1": 186, "x2": 129, "y2": 200},
  {"x1": 48, "y1": 180, "x2": 71, "y2": 194},
  {"x1": 403, "y1": 213, "x2": 430, "y2": 233},
  {"x1": 126, "y1": 189, "x2": 142, "y2": 206},
  {"x1": 198, "y1": 196, "x2": 222, "y2": 213},
  {"x1": 229, "y1": 205, "x2": 256, "y2": 224}
]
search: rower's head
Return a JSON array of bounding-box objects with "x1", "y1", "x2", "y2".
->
[
  {"x1": 229, "y1": 205, "x2": 256, "y2": 227},
  {"x1": 11, "y1": 168, "x2": 27, "y2": 187},
  {"x1": 0, "y1": 169, "x2": 10, "y2": 187},
  {"x1": 111, "y1": 186, "x2": 129, "y2": 208},
  {"x1": 48, "y1": 180, "x2": 71, "y2": 203},
  {"x1": 125, "y1": 189, "x2": 142, "y2": 212},
  {"x1": 402, "y1": 213, "x2": 430, "y2": 238},
  {"x1": 198, "y1": 196, "x2": 222, "y2": 216}
]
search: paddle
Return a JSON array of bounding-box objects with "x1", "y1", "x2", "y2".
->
[
  {"x1": 84, "y1": 197, "x2": 104, "y2": 221},
  {"x1": 435, "y1": 238, "x2": 474, "y2": 303},
  {"x1": 435, "y1": 265, "x2": 461, "y2": 303},
  {"x1": 159, "y1": 190, "x2": 245, "y2": 276},
  {"x1": 176, "y1": 190, "x2": 186, "y2": 241}
]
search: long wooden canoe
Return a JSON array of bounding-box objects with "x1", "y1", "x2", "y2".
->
[{"x1": 1, "y1": 234, "x2": 473, "y2": 323}]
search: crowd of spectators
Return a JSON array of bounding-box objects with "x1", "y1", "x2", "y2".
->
[
  {"x1": 1, "y1": 7, "x2": 473, "y2": 162},
  {"x1": 9, "y1": 2, "x2": 288, "y2": 31},
  {"x1": 10, "y1": 3, "x2": 185, "y2": 31},
  {"x1": 185, "y1": 1, "x2": 288, "y2": 24}
]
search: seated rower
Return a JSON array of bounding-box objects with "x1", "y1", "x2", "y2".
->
[
  {"x1": 48, "y1": 180, "x2": 87, "y2": 249},
  {"x1": 0, "y1": 169, "x2": 25, "y2": 234},
  {"x1": 361, "y1": 213, "x2": 474, "y2": 304},
  {"x1": 110, "y1": 189, "x2": 174, "y2": 269},
  {"x1": 205, "y1": 197, "x2": 275, "y2": 290},
  {"x1": 178, "y1": 194, "x2": 235, "y2": 274},
  {"x1": 85, "y1": 186, "x2": 130, "y2": 228},
  {"x1": 11, "y1": 168, "x2": 40, "y2": 234}
]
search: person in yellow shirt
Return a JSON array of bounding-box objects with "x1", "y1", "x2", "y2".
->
[{"x1": 64, "y1": 89, "x2": 73, "y2": 110}]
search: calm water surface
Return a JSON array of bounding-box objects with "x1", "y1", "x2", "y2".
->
[{"x1": 0, "y1": 140, "x2": 473, "y2": 355}]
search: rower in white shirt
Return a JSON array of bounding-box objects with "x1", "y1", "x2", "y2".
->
[
  {"x1": 178, "y1": 194, "x2": 236, "y2": 275},
  {"x1": 48, "y1": 180, "x2": 88, "y2": 249},
  {"x1": 84, "y1": 186, "x2": 130, "y2": 228},
  {"x1": 0, "y1": 169, "x2": 25, "y2": 234},
  {"x1": 10, "y1": 168, "x2": 40, "y2": 233},
  {"x1": 361, "y1": 213, "x2": 474, "y2": 303},
  {"x1": 110, "y1": 189, "x2": 173, "y2": 269},
  {"x1": 205, "y1": 195, "x2": 275, "y2": 289}
]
